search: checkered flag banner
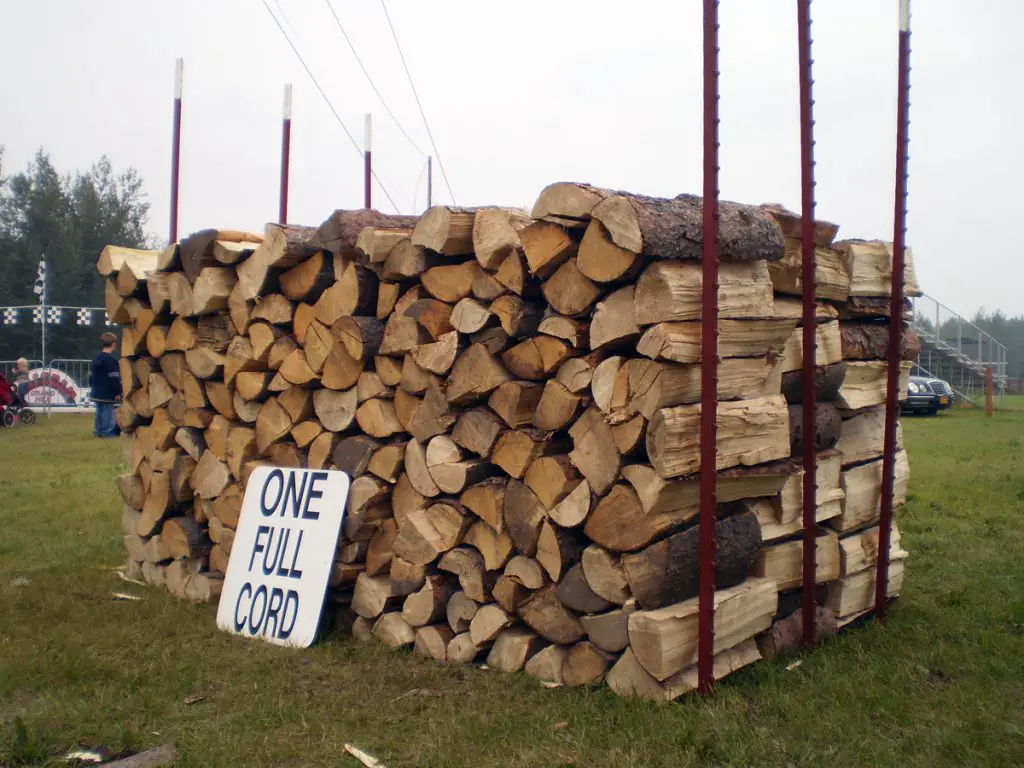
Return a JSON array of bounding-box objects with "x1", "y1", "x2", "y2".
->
[
  {"x1": 104, "y1": 311, "x2": 115, "y2": 325},
  {"x1": 33, "y1": 258, "x2": 46, "y2": 299},
  {"x1": 2, "y1": 308, "x2": 17, "y2": 325},
  {"x1": 46, "y1": 307, "x2": 62, "y2": 325},
  {"x1": 32, "y1": 306, "x2": 43, "y2": 324},
  {"x1": 77, "y1": 308, "x2": 92, "y2": 326}
]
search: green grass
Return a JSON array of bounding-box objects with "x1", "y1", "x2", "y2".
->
[{"x1": 1, "y1": 411, "x2": 1022, "y2": 767}]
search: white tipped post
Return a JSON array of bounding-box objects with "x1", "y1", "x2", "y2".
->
[
  {"x1": 174, "y1": 58, "x2": 183, "y2": 98},
  {"x1": 283, "y1": 83, "x2": 293, "y2": 119},
  {"x1": 900, "y1": 0, "x2": 911, "y2": 32}
]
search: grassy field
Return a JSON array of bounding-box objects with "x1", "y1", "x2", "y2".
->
[{"x1": 1, "y1": 409, "x2": 1022, "y2": 767}]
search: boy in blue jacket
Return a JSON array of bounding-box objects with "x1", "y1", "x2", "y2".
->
[{"x1": 90, "y1": 332, "x2": 122, "y2": 437}]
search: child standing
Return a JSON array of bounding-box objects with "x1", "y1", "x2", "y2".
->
[{"x1": 90, "y1": 332, "x2": 122, "y2": 437}]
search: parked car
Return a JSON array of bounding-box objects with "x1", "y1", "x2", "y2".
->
[{"x1": 902, "y1": 375, "x2": 953, "y2": 415}]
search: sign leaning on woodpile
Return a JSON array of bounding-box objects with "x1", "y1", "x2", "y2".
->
[{"x1": 102, "y1": 182, "x2": 920, "y2": 700}]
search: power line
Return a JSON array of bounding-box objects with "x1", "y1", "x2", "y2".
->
[
  {"x1": 378, "y1": 0, "x2": 457, "y2": 206},
  {"x1": 324, "y1": 0, "x2": 426, "y2": 157},
  {"x1": 273, "y1": 0, "x2": 301, "y2": 44},
  {"x1": 261, "y1": 0, "x2": 401, "y2": 213}
]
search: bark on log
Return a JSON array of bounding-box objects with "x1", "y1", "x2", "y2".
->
[
  {"x1": 621, "y1": 510, "x2": 761, "y2": 609},
  {"x1": 532, "y1": 183, "x2": 785, "y2": 263},
  {"x1": 840, "y1": 323, "x2": 921, "y2": 361},
  {"x1": 787, "y1": 402, "x2": 842, "y2": 455}
]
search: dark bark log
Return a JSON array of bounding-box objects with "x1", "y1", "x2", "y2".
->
[
  {"x1": 836, "y1": 296, "x2": 913, "y2": 321},
  {"x1": 533, "y1": 183, "x2": 784, "y2": 263},
  {"x1": 780, "y1": 362, "x2": 847, "y2": 404},
  {"x1": 620, "y1": 510, "x2": 761, "y2": 609},
  {"x1": 314, "y1": 209, "x2": 419, "y2": 260},
  {"x1": 178, "y1": 229, "x2": 219, "y2": 284},
  {"x1": 840, "y1": 323, "x2": 921, "y2": 361},
  {"x1": 787, "y1": 402, "x2": 842, "y2": 455}
]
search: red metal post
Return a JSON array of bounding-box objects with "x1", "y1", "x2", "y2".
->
[
  {"x1": 698, "y1": 0, "x2": 721, "y2": 697},
  {"x1": 170, "y1": 58, "x2": 183, "y2": 244},
  {"x1": 427, "y1": 156, "x2": 433, "y2": 208},
  {"x1": 876, "y1": 0, "x2": 912, "y2": 619},
  {"x1": 279, "y1": 84, "x2": 292, "y2": 225},
  {"x1": 364, "y1": 113, "x2": 373, "y2": 209},
  {"x1": 797, "y1": 0, "x2": 819, "y2": 646}
]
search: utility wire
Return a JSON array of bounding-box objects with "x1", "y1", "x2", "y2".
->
[
  {"x1": 261, "y1": 0, "x2": 401, "y2": 213},
  {"x1": 325, "y1": 0, "x2": 426, "y2": 157},
  {"x1": 273, "y1": 0, "x2": 301, "y2": 45},
  {"x1": 379, "y1": 0, "x2": 457, "y2": 205}
]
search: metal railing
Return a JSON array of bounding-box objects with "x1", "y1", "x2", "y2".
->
[
  {"x1": 0, "y1": 359, "x2": 94, "y2": 413},
  {"x1": 910, "y1": 293, "x2": 1008, "y2": 401}
]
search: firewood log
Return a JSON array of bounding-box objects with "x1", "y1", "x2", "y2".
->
[
  {"x1": 367, "y1": 442, "x2": 405, "y2": 483},
  {"x1": 251, "y1": 293, "x2": 295, "y2": 326},
  {"x1": 488, "y1": 381, "x2": 544, "y2": 428},
  {"x1": 535, "y1": 520, "x2": 579, "y2": 582},
  {"x1": 437, "y1": 546, "x2": 492, "y2": 603},
  {"x1": 421, "y1": 262, "x2": 481, "y2": 304},
  {"x1": 787, "y1": 402, "x2": 842, "y2": 455},
  {"x1": 556, "y1": 563, "x2": 612, "y2": 614},
  {"x1": 463, "y1": 520, "x2": 514, "y2": 571},
  {"x1": 365, "y1": 518, "x2": 398, "y2": 577},
  {"x1": 487, "y1": 627, "x2": 547, "y2": 673},
  {"x1": 537, "y1": 314, "x2": 588, "y2": 349},
  {"x1": 414, "y1": 625, "x2": 456, "y2": 663},
  {"x1": 162, "y1": 517, "x2": 212, "y2": 560},
  {"x1": 561, "y1": 641, "x2": 612, "y2": 687},
  {"x1": 492, "y1": 575, "x2": 531, "y2": 613},
  {"x1": 402, "y1": 574, "x2": 453, "y2": 628},
  {"x1": 579, "y1": 602, "x2": 636, "y2": 653},
  {"x1": 519, "y1": 220, "x2": 577, "y2": 277},
  {"x1": 524, "y1": 644, "x2": 568, "y2": 684},
  {"x1": 620, "y1": 510, "x2": 761, "y2": 609},
  {"x1": 472, "y1": 207, "x2": 531, "y2": 270},
  {"x1": 646, "y1": 395, "x2": 791, "y2": 478},
  {"x1": 542, "y1": 258, "x2": 601, "y2": 317},
  {"x1": 447, "y1": 633, "x2": 486, "y2": 664},
  {"x1": 450, "y1": 298, "x2": 496, "y2": 334},
  {"x1": 633, "y1": 261, "x2": 774, "y2": 326},
  {"x1": 518, "y1": 585, "x2": 584, "y2": 644},
  {"x1": 191, "y1": 450, "x2": 232, "y2": 499},
  {"x1": 469, "y1": 604, "x2": 515, "y2": 646},
  {"x1": 523, "y1": 455, "x2": 580, "y2": 510},
  {"x1": 412, "y1": 206, "x2": 479, "y2": 255},
  {"x1": 834, "y1": 239, "x2": 922, "y2": 298},
  {"x1": 494, "y1": 250, "x2": 529, "y2": 295},
  {"x1": 490, "y1": 295, "x2": 542, "y2": 338},
  {"x1": 627, "y1": 578, "x2": 777, "y2": 681},
  {"x1": 446, "y1": 590, "x2": 480, "y2": 633},
  {"x1": 425, "y1": 435, "x2": 491, "y2": 494},
  {"x1": 452, "y1": 408, "x2": 506, "y2": 459},
  {"x1": 459, "y1": 477, "x2": 506, "y2": 533},
  {"x1": 352, "y1": 573, "x2": 400, "y2": 619},
  {"x1": 138, "y1": 471, "x2": 172, "y2": 536},
  {"x1": 321, "y1": 344, "x2": 364, "y2": 391},
  {"x1": 534, "y1": 183, "x2": 785, "y2": 263},
  {"x1": 502, "y1": 336, "x2": 573, "y2": 381},
  {"x1": 393, "y1": 503, "x2": 468, "y2": 565},
  {"x1": 446, "y1": 344, "x2": 512, "y2": 404},
  {"x1": 568, "y1": 407, "x2": 620, "y2": 496}
]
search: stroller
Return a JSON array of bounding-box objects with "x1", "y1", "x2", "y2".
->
[{"x1": 0, "y1": 373, "x2": 36, "y2": 427}]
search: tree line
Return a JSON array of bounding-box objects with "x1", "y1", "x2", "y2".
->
[{"x1": 0, "y1": 147, "x2": 151, "y2": 364}]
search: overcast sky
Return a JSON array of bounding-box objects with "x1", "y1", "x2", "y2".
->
[{"x1": 3, "y1": 0, "x2": 1020, "y2": 316}]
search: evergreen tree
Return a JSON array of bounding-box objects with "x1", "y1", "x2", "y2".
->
[{"x1": 0, "y1": 148, "x2": 152, "y2": 362}]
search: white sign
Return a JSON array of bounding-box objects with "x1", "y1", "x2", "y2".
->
[{"x1": 216, "y1": 466, "x2": 350, "y2": 647}]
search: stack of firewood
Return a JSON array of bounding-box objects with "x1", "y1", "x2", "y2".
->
[
  {"x1": 100, "y1": 182, "x2": 918, "y2": 700},
  {"x1": 753, "y1": 211, "x2": 919, "y2": 654}
]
